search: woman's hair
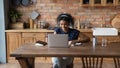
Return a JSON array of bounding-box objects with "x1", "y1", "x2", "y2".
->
[{"x1": 57, "y1": 13, "x2": 74, "y2": 28}]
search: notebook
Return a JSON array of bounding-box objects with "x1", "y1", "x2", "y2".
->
[{"x1": 48, "y1": 34, "x2": 69, "y2": 48}]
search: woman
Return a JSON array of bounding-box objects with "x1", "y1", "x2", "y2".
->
[{"x1": 52, "y1": 13, "x2": 90, "y2": 68}]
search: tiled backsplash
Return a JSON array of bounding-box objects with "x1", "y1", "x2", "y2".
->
[{"x1": 14, "y1": 0, "x2": 120, "y2": 28}]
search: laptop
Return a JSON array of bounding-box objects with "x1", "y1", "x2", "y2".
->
[{"x1": 48, "y1": 34, "x2": 69, "y2": 48}]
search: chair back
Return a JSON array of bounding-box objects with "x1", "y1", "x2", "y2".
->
[{"x1": 81, "y1": 57, "x2": 103, "y2": 68}]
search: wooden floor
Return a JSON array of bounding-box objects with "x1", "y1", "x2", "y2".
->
[{"x1": 0, "y1": 59, "x2": 115, "y2": 68}]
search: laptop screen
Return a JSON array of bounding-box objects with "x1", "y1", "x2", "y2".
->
[{"x1": 48, "y1": 34, "x2": 69, "y2": 48}]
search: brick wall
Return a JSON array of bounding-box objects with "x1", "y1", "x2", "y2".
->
[{"x1": 15, "y1": 0, "x2": 120, "y2": 28}]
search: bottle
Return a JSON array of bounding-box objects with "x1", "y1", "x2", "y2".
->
[
  {"x1": 37, "y1": 21, "x2": 41, "y2": 28},
  {"x1": 29, "y1": 18, "x2": 33, "y2": 29},
  {"x1": 93, "y1": 36, "x2": 97, "y2": 47},
  {"x1": 34, "y1": 19, "x2": 38, "y2": 29}
]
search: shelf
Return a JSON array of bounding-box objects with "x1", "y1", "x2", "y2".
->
[{"x1": 80, "y1": 0, "x2": 116, "y2": 6}]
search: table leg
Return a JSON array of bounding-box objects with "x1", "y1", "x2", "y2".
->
[{"x1": 16, "y1": 57, "x2": 35, "y2": 68}]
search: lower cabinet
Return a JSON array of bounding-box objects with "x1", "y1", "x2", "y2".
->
[
  {"x1": 6, "y1": 32, "x2": 49, "y2": 62},
  {"x1": 6, "y1": 32, "x2": 22, "y2": 62},
  {"x1": 6, "y1": 31, "x2": 120, "y2": 63}
]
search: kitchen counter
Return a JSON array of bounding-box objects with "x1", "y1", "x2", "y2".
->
[
  {"x1": 5, "y1": 28, "x2": 120, "y2": 33},
  {"x1": 5, "y1": 29, "x2": 92, "y2": 32}
]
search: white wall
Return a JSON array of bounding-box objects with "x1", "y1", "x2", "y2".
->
[{"x1": 0, "y1": 0, "x2": 7, "y2": 63}]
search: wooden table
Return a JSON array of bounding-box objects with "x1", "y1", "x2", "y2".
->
[{"x1": 10, "y1": 42, "x2": 120, "y2": 68}]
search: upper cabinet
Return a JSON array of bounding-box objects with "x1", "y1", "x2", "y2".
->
[
  {"x1": 116, "y1": 0, "x2": 120, "y2": 5},
  {"x1": 80, "y1": 0, "x2": 117, "y2": 6},
  {"x1": 93, "y1": 0, "x2": 104, "y2": 6},
  {"x1": 104, "y1": 0, "x2": 116, "y2": 6},
  {"x1": 80, "y1": 0, "x2": 92, "y2": 6}
]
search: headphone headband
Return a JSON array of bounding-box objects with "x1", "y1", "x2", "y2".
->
[{"x1": 60, "y1": 15, "x2": 69, "y2": 17}]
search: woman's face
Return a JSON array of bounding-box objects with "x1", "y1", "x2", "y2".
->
[{"x1": 59, "y1": 20, "x2": 69, "y2": 29}]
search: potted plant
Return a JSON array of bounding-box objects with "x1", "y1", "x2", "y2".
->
[{"x1": 8, "y1": 8, "x2": 22, "y2": 23}]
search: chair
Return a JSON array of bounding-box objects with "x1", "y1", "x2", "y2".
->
[
  {"x1": 81, "y1": 56, "x2": 103, "y2": 68},
  {"x1": 113, "y1": 57, "x2": 120, "y2": 68}
]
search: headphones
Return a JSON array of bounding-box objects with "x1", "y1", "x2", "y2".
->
[{"x1": 57, "y1": 13, "x2": 74, "y2": 28}]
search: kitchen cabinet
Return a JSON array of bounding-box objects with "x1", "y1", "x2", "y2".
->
[
  {"x1": 80, "y1": 0, "x2": 103, "y2": 6},
  {"x1": 80, "y1": 0, "x2": 92, "y2": 6},
  {"x1": 5, "y1": 29, "x2": 56, "y2": 62},
  {"x1": 53, "y1": 0, "x2": 116, "y2": 6},
  {"x1": 116, "y1": 0, "x2": 120, "y2": 5},
  {"x1": 6, "y1": 30, "x2": 51, "y2": 62},
  {"x1": 6, "y1": 32, "x2": 22, "y2": 62},
  {"x1": 80, "y1": 0, "x2": 116, "y2": 6},
  {"x1": 92, "y1": 0, "x2": 104, "y2": 6},
  {"x1": 5, "y1": 29, "x2": 120, "y2": 63},
  {"x1": 104, "y1": 0, "x2": 116, "y2": 6}
]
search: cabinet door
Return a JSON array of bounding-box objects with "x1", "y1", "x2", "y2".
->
[
  {"x1": 80, "y1": 0, "x2": 92, "y2": 6},
  {"x1": 35, "y1": 33, "x2": 46, "y2": 42},
  {"x1": 116, "y1": 0, "x2": 120, "y2": 5},
  {"x1": 22, "y1": 33, "x2": 35, "y2": 44},
  {"x1": 22, "y1": 38, "x2": 34, "y2": 44},
  {"x1": 6, "y1": 32, "x2": 22, "y2": 62},
  {"x1": 22, "y1": 32, "x2": 46, "y2": 44},
  {"x1": 104, "y1": 0, "x2": 116, "y2": 6},
  {"x1": 93, "y1": 0, "x2": 104, "y2": 6}
]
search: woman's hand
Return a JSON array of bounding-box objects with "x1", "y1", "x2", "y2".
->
[{"x1": 68, "y1": 41, "x2": 74, "y2": 46}]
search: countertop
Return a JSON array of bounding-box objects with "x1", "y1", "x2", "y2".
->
[
  {"x1": 5, "y1": 29, "x2": 92, "y2": 32},
  {"x1": 5, "y1": 28, "x2": 120, "y2": 33}
]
